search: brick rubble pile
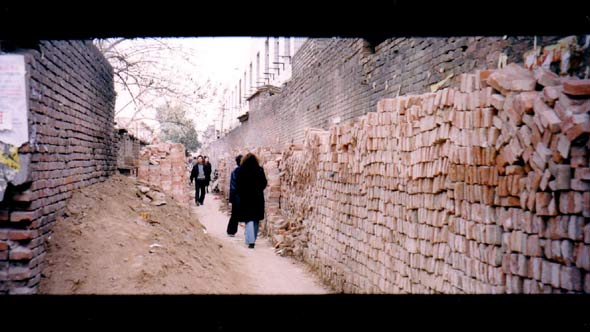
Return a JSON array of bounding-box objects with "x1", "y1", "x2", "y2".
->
[{"x1": 138, "y1": 142, "x2": 190, "y2": 208}]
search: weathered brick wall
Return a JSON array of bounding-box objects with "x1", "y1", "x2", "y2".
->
[
  {"x1": 277, "y1": 64, "x2": 590, "y2": 293},
  {"x1": 208, "y1": 36, "x2": 563, "y2": 156},
  {"x1": 0, "y1": 40, "x2": 115, "y2": 294}
]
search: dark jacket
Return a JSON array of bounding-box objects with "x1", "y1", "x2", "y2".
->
[
  {"x1": 235, "y1": 165, "x2": 267, "y2": 221},
  {"x1": 229, "y1": 166, "x2": 240, "y2": 204},
  {"x1": 204, "y1": 162, "x2": 212, "y2": 185},
  {"x1": 190, "y1": 163, "x2": 209, "y2": 184}
]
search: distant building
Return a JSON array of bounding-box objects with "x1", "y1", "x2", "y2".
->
[{"x1": 219, "y1": 37, "x2": 307, "y2": 135}]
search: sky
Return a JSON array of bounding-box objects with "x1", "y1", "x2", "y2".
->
[{"x1": 113, "y1": 37, "x2": 253, "y2": 135}]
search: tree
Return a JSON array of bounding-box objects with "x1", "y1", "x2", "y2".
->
[
  {"x1": 156, "y1": 104, "x2": 201, "y2": 152},
  {"x1": 94, "y1": 38, "x2": 219, "y2": 124}
]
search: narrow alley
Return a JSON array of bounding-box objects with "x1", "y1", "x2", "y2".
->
[
  {"x1": 190, "y1": 192, "x2": 330, "y2": 294},
  {"x1": 1, "y1": 35, "x2": 590, "y2": 299}
]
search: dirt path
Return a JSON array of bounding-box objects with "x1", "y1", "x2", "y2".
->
[
  {"x1": 192, "y1": 192, "x2": 331, "y2": 294},
  {"x1": 39, "y1": 175, "x2": 330, "y2": 294},
  {"x1": 39, "y1": 175, "x2": 251, "y2": 294}
]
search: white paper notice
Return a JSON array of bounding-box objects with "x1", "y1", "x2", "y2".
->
[{"x1": 0, "y1": 54, "x2": 28, "y2": 146}]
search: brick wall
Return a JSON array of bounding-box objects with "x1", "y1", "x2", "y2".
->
[
  {"x1": 300, "y1": 65, "x2": 590, "y2": 293},
  {"x1": 206, "y1": 36, "x2": 589, "y2": 293},
  {"x1": 208, "y1": 36, "x2": 564, "y2": 156},
  {"x1": 0, "y1": 40, "x2": 115, "y2": 294}
]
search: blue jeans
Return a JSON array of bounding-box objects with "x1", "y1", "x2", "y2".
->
[{"x1": 244, "y1": 220, "x2": 259, "y2": 245}]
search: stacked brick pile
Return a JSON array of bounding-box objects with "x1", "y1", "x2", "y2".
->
[
  {"x1": 272, "y1": 129, "x2": 328, "y2": 257},
  {"x1": 138, "y1": 142, "x2": 189, "y2": 207},
  {"x1": 487, "y1": 64, "x2": 590, "y2": 293},
  {"x1": 277, "y1": 63, "x2": 589, "y2": 293},
  {"x1": 250, "y1": 147, "x2": 282, "y2": 236}
]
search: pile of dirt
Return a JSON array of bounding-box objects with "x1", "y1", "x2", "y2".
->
[{"x1": 39, "y1": 174, "x2": 249, "y2": 294}]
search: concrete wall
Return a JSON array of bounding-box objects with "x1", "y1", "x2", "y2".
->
[{"x1": 0, "y1": 40, "x2": 115, "y2": 294}]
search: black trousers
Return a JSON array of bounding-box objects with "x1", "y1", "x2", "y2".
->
[
  {"x1": 226, "y1": 203, "x2": 239, "y2": 235},
  {"x1": 195, "y1": 179, "x2": 207, "y2": 204}
]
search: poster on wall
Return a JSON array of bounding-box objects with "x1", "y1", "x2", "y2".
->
[{"x1": 0, "y1": 54, "x2": 29, "y2": 147}]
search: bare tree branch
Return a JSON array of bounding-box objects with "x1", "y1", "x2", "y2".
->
[{"x1": 94, "y1": 37, "x2": 216, "y2": 123}]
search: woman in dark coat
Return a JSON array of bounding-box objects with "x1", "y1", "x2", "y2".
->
[
  {"x1": 226, "y1": 154, "x2": 242, "y2": 237},
  {"x1": 235, "y1": 153, "x2": 267, "y2": 248}
]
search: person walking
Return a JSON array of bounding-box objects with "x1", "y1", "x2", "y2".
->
[
  {"x1": 226, "y1": 154, "x2": 242, "y2": 237},
  {"x1": 203, "y1": 156, "x2": 212, "y2": 193},
  {"x1": 190, "y1": 155, "x2": 207, "y2": 206},
  {"x1": 235, "y1": 153, "x2": 267, "y2": 249}
]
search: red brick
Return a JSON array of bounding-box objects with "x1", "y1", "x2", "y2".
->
[
  {"x1": 545, "y1": 216, "x2": 569, "y2": 240},
  {"x1": 543, "y1": 86, "x2": 562, "y2": 103},
  {"x1": 541, "y1": 260, "x2": 554, "y2": 284},
  {"x1": 0, "y1": 241, "x2": 7, "y2": 251},
  {"x1": 574, "y1": 243, "x2": 590, "y2": 270},
  {"x1": 563, "y1": 79, "x2": 590, "y2": 96},
  {"x1": 536, "y1": 192, "x2": 557, "y2": 216},
  {"x1": 550, "y1": 163, "x2": 571, "y2": 187},
  {"x1": 8, "y1": 266, "x2": 32, "y2": 281},
  {"x1": 571, "y1": 179, "x2": 590, "y2": 191},
  {"x1": 501, "y1": 196, "x2": 520, "y2": 207},
  {"x1": 9, "y1": 247, "x2": 33, "y2": 261},
  {"x1": 560, "y1": 266, "x2": 582, "y2": 291},
  {"x1": 491, "y1": 94, "x2": 505, "y2": 111},
  {"x1": 8, "y1": 230, "x2": 36, "y2": 241},
  {"x1": 525, "y1": 235, "x2": 542, "y2": 257},
  {"x1": 534, "y1": 67, "x2": 561, "y2": 87},
  {"x1": 479, "y1": 69, "x2": 494, "y2": 84},
  {"x1": 531, "y1": 143, "x2": 552, "y2": 172},
  {"x1": 568, "y1": 216, "x2": 585, "y2": 241},
  {"x1": 574, "y1": 167, "x2": 590, "y2": 180},
  {"x1": 9, "y1": 211, "x2": 37, "y2": 223},
  {"x1": 487, "y1": 63, "x2": 536, "y2": 95},
  {"x1": 527, "y1": 171, "x2": 542, "y2": 191},
  {"x1": 555, "y1": 134, "x2": 570, "y2": 159},
  {"x1": 540, "y1": 109, "x2": 561, "y2": 133},
  {"x1": 519, "y1": 91, "x2": 537, "y2": 111},
  {"x1": 584, "y1": 192, "x2": 590, "y2": 218},
  {"x1": 562, "y1": 113, "x2": 590, "y2": 141},
  {"x1": 528, "y1": 257, "x2": 542, "y2": 280},
  {"x1": 539, "y1": 169, "x2": 551, "y2": 191}
]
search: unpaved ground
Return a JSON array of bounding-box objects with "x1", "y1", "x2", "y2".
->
[
  {"x1": 192, "y1": 191, "x2": 330, "y2": 294},
  {"x1": 39, "y1": 174, "x2": 250, "y2": 294},
  {"x1": 38, "y1": 174, "x2": 330, "y2": 294}
]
